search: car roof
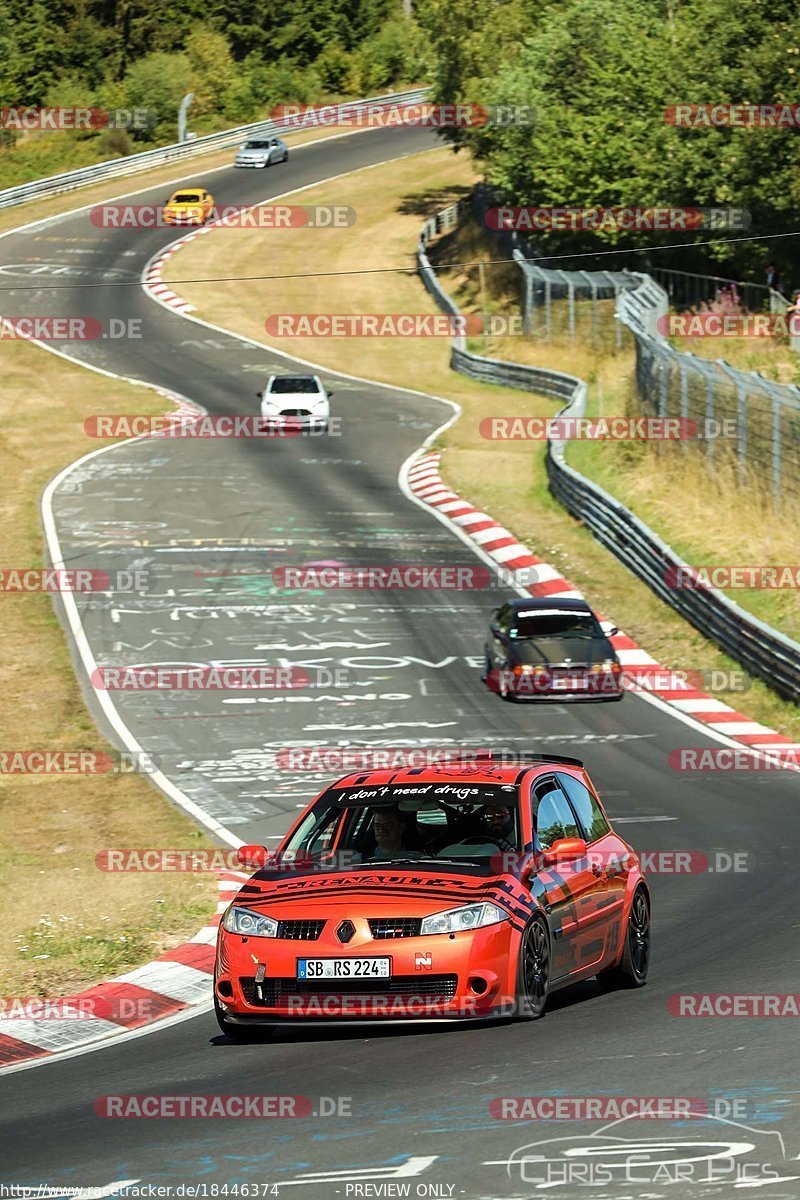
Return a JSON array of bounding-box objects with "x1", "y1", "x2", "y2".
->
[
  {"x1": 267, "y1": 373, "x2": 320, "y2": 384},
  {"x1": 328, "y1": 756, "x2": 585, "y2": 791},
  {"x1": 508, "y1": 597, "x2": 593, "y2": 613}
]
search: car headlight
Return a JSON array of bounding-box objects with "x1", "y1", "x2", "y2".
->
[
  {"x1": 420, "y1": 902, "x2": 508, "y2": 936},
  {"x1": 222, "y1": 906, "x2": 279, "y2": 937},
  {"x1": 590, "y1": 660, "x2": 620, "y2": 674}
]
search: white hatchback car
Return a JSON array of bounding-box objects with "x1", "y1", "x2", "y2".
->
[{"x1": 259, "y1": 374, "x2": 330, "y2": 430}]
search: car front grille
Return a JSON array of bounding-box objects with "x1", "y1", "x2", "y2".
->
[
  {"x1": 240, "y1": 975, "x2": 458, "y2": 1006},
  {"x1": 279, "y1": 408, "x2": 311, "y2": 417},
  {"x1": 368, "y1": 918, "x2": 423, "y2": 939},
  {"x1": 275, "y1": 919, "x2": 325, "y2": 940}
]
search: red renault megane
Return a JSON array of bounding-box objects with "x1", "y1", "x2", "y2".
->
[{"x1": 214, "y1": 755, "x2": 650, "y2": 1039}]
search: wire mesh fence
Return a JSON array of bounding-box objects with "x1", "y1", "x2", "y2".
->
[{"x1": 467, "y1": 188, "x2": 800, "y2": 508}]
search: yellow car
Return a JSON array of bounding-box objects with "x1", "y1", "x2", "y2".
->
[{"x1": 162, "y1": 187, "x2": 215, "y2": 226}]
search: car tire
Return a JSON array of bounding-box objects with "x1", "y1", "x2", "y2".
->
[
  {"x1": 498, "y1": 670, "x2": 514, "y2": 701},
  {"x1": 283, "y1": 150, "x2": 289, "y2": 162},
  {"x1": 596, "y1": 886, "x2": 650, "y2": 991},
  {"x1": 516, "y1": 915, "x2": 550, "y2": 1020},
  {"x1": 214, "y1": 989, "x2": 274, "y2": 1042}
]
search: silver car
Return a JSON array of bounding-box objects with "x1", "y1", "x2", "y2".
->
[{"x1": 234, "y1": 136, "x2": 289, "y2": 168}]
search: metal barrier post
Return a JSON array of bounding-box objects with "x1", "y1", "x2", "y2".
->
[{"x1": 772, "y1": 395, "x2": 782, "y2": 503}]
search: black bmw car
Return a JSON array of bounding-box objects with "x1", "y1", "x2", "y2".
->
[{"x1": 483, "y1": 597, "x2": 623, "y2": 701}]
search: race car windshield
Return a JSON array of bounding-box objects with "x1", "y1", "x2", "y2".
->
[
  {"x1": 513, "y1": 611, "x2": 600, "y2": 640},
  {"x1": 280, "y1": 782, "x2": 521, "y2": 872},
  {"x1": 172, "y1": 193, "x2": 201, "y2": 203},
  {"x1": 269, "y1": 377, "x2": 320, "y2": 394},
  {"x1": 244, "y1": 141, "x2": 271, "y2": 148}
]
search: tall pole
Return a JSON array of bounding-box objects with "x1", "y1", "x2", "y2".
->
[{"x1": 178, "y1": 92, "x2": 194, "y2": 143}]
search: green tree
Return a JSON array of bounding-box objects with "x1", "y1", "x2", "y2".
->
[{"x1": 121, "y1": 50, "x2": 194, "y2": 139}]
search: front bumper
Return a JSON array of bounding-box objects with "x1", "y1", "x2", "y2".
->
[
  {"x1": 505, "y1": 689, "x2": 624, "y2": 703},
  {"x1": 163, "y1": 212, "x2": 205, "y2": 226},
  {"x1": 260, "y1": 412, "x2": 329, "y2": 430},
  {"x1": 215, "y1": 921, "x2": 519, "y2": 1022},
  {"x1": 493, "y1": 670, "x2": 623, "y2": 702}
]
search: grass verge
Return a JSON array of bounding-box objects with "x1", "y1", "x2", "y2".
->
[
  {"x1": 0, "y1": 339, "x2": 217, "y2": 997},
  {"x1": 163, "y1": 146, "x2": 800, "y2": 740}
]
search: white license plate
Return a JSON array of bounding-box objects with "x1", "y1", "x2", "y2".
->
[
  {"x1": 552, "y1": 675, "x2": 588, "y2": 690},
  {"x1": 297, "y1": 957, "x2": 390, "y2": 980}
]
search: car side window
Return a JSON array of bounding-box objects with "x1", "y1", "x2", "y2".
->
[
  {"x1": 533, "y1": 778, "x2": 580, "y2": 850},
  {"x1": 557, "y1": 773, "x2": 611, "y2": 843}
]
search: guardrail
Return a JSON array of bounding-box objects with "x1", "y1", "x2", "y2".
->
[
  {"x1": 0, "y1": 87, "x2": 430, "y2": 210},
  {"x1": 417, "y1": 201, "x2": 800, "y2": 703}
]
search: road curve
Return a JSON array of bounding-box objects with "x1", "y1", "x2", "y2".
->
[{"x1": 0, "y1": 124, "x2": 798, "y2": 1198}]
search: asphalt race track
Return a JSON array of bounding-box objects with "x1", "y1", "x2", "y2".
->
[{"x1": 1, "y1": 124, "x2": 799, "y2": 1198}]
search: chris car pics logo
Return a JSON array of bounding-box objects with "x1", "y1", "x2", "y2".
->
[{"x1": 502, "y1": 1114, "x2": 796, "y2": 1190}]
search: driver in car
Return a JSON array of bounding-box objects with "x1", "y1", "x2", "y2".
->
[
  {"x1": 370, "y1": 807, "x2": 427, "y2": 861},
  {"x1": 481, "y1": 803, "x2": 517, "y2": 851}
]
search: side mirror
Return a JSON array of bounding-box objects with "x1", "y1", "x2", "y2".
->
[
  {"x1": 236, "y1": 844, "x2": 273, "y2": 869},
  {"x1": 599, "y1": 619, "x2": 619, "y2": 637},
  {"x1": 542, "y1": 836, "x2": 588, "y2": 866}
]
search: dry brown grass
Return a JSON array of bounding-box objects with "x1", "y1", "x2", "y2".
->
[
  {"x1": 0, "y1": 338, "x2": 217, "y2": 995},
  {"x1": 163, "y1": 146, "x2": 800, "y2": 741}
]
